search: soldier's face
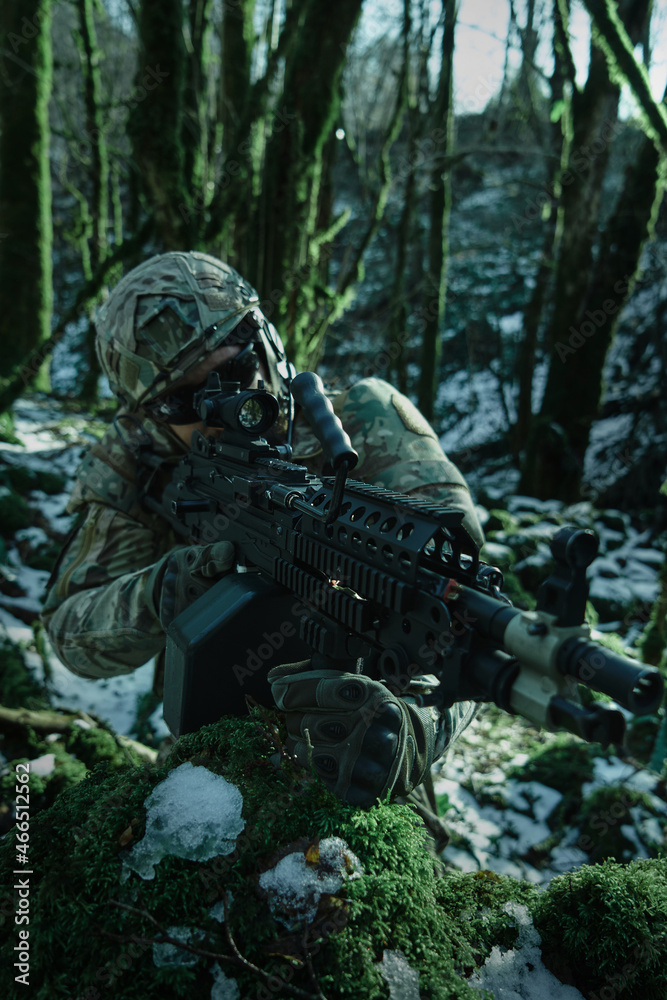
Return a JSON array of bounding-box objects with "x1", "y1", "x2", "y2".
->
[{"x1": 168, "y1": 342, "x2": 270, "y2": 447}]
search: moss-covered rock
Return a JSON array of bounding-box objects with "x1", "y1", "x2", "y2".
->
[
  {"x1": 0, "y1": 636, "x2": 48, "y2": 711},
  {"x1": 535, "y1": 857, "x2": 667, "y2": 999},
  {"x1": 0, "y1": 714, "x2": 539, "y2": 1000},
  {"x1": 0, "y1": 719, "x2": 145, "y2": 821},
  {"x1": 2, "y1": 714, "x2": 667, "y2": 997}
]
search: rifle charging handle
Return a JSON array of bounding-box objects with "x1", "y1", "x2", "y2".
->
[{"x1": 290, "y1": 372, "x2": 359, "y2": 471}]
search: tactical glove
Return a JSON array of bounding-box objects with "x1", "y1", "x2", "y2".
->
[
  {"x1": 146, "y1": 540, "x2": 236, "y2": 629},
  {"x1": 267, "y1": 662, "x2": 442, "y2": 809}
]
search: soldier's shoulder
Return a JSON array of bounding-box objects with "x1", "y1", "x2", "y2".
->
[{"x1": 335, "y1": 377, "x2": 437, "y2": 439}]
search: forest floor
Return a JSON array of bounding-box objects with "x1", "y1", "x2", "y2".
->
[{"x1": 0, "y1": 392, "x2": 665, "y2": 895}]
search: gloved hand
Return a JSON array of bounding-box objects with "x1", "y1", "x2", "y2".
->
[
  {"x1": 267, "y1": 662, "x2": 441, "y2": 808},
  {"x1": 146, "y1": 540, "x2": 236, "y2": 628}
]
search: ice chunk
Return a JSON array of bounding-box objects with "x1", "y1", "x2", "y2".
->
[
  {"x1": 469, "y1": 902, "x2": 585, "y2": 998},
  {"x1": 123, "y1": 762, "x2": 245, "y2": 880},
  {"x1": 259, "y1": 836, "x2": 362, "y2": 929},
  {"x1": 210, "y1": 962, "x2": 240, "y2": 1000},
  {"x1": 29, "y1": 753, "x2": 56, "y2": 776},
  {"x1": 209, "y1": 893, "x2": 234, "y2": 923},
  {"x1": 375, "y1": 950, "x2": 420, "y2": 999},
  {"x1": 153, "y1": 926, "x2": 202, "y2": 967}
]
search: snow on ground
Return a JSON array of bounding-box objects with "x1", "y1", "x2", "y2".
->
[
  {"x1": 0, "y1": 398, "x2": 168, "y2": 739},
  {"x1": 468, "y1": 903, "x2": 586, "y2": 999},
  {"x1": 437, "y1": 723, "x2": 666, "y2": 886}
]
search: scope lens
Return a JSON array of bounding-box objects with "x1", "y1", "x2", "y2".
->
[{"x1": 238, "y1": 397, "x2": 266, "y2": 429}]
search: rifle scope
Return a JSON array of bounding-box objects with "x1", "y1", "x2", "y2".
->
[{"x1": 194, "y1": 377, "x2": 279, "y2": 435}]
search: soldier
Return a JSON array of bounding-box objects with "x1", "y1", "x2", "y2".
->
[{"x1": 41, "y1": 250, "x2": 483, "y2": 821}]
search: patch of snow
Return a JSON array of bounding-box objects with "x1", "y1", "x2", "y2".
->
[
  {"x1": 26, "y1": 490, "x2": 74, "y2": 535},
  {"x1": 504, "y1": 782, "x2": 563, "y2": 824},
  {"x1": 497, "y1": 312, "x2": 524, "y2": 337},
  {"x1": 5, "y1": 553, "x2": 50, "y2": 604},
  {"x1": 209, "y1": 895, "x2": 233, "y2": 923},
  {"x1": 582, "y1": 756, "x2": 655, "y2": 797},
  {"x1": 438, "y1": 369, "x2": 510, "y2": 452},
  {"x1": 631, "y1": 811, "x2": 664, "y2": 847},
  {"x1": 469, "y1": 902, "x2": 586, "y2": 998},
  {"x1": 29, "y1": 641, "x2": 158, "y2": 737},
  {"x1": 123, "y1": 762, "x2": 245, "y2": 881},
  {"x1": 28, "y1": 753, "x2": 56, "y2": 776},
  {"x1": 506, "y1": 496, "x2": 563, "y2": 516},
  {"x1": 14, "y1": 526, "x2": 50, "y2": 548},
  {"x1": 259, "y1": 836, "x2": 362, "y2": 929},
  {"x1": 375, "y1": 950, "x2": 420, "y2": 999},
  {"x1": 619, "y1": 824, "x2": 650, "y2": 859},
  {"x1": 210, "y1": 962, "x2": 240, "y2": 1000}
]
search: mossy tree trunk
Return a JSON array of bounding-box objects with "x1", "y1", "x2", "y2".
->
[
  {"x1": 388, "y1": 0, "x2": 426, "y2": 396},
  {"x1": 582, "y1": 0, "x2": 667, "y2": 153},
  {"x1": 183, "y1": 0, "x2": 213, "y2": 213},
  {"x1": 520, "y1": 0, "x2": 654, "y2": 500},
  {"x1": 0, "y1": 0, "x2": 53, "y2": 384},
  {"x1": 218, "y1": 0, "x2": 257, "y2": 270},
  {"x1": 254, "y1": 0, "x2": 363, "y2": 368},
  {"x1": 76, "y1": 0, "x2": 109, "y2": 404},
  {"x1": 128, "y1": 0, "x2": 195, "y2": 250},
  {"x1": 417, "y1": 0, "x2": 456, "y2": 421},
  {"x1": 513, "y1": 0, "x2": 574, "y2": 455}
]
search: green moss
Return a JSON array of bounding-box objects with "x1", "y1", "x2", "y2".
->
[
  {"x1": 0, "y1": 711, "x2": 144, "y2": 823},
  {"x1": 0, "y1": 412, "x2": 20, "y2": 444},
  {"x1": 2, "y1": 713, "x2": 664, "y2": 998},
  {"x1": 485, "y1": 508, "x2": 521, "y2": 534},
  {"x1": 507, "y1": 735, "x2": 596, "y2": 795},
  {"x1": 535, "y1": 857, "x2": 667, "y2": 999},
  {"x1": 0, "y1": 715, "x2": 502, "y2": 999},
  {"x1": 578, "y1": 784, "x2": 658, "y2": 863},
  {"x1": 0, "y1": 636, "x2": 49, "y2": 710}
]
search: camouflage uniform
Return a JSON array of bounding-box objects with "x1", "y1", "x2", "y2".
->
[
  {"x1": 41, "y1": 376, "x2": 483, "y2": 679},
  {"x1": 41, "y1": 250, "x2": 483, "y2": 846}
]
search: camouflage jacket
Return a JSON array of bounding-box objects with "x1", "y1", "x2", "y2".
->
[{"x1": 41, "y1": 377, "x2": 483, "y2": 681}]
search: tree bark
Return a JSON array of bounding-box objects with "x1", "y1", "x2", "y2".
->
[
  {"x1": 0, "y1": 0, "x2": 53, "y2": 381},
  {"x1": 183, "y1": 0, "x2": 214, "y2": 221},
  {"x1": 256, "y1": 0, "x2": 364, "y2": 367},
  {"x1": 76, "y1": 0, "x2": 109, "y2": 403},
  {"x1": 520, "y1": 0, "x2": 654, "y2": 499},
  {"x1": 127, "y1": 0, "x2": 192, "y2": 249},
  {"x1": 513, "y1": 0, "x2": 573, "y2": 454},
  {"x1": 417, "y1": 0, "x2": 456, "y2": 421}
]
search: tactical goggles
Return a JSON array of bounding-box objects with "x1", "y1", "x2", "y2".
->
[{"x1": 144, "y1": 341, "x2": 261, "y2": 425}]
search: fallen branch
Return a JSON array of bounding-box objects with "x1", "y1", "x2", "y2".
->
[
  {"x1": 105, "y1": 898, "x2": 327, "y2": 999},
  {"x1": 0, "y1": 703, "x2": 157, "y2": 763}
]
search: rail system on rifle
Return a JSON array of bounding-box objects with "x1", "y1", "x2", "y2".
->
[{"x1": 144, "y1": 371, "x2": 664, "y2": 742}]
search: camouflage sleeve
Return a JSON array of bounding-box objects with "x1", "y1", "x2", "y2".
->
[{"x1": 40, "y1": 504, "x2": 173, "y2": 679}]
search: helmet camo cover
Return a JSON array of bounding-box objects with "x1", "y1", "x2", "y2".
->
[{"x1": 95, "y1": 252, "x2": 266, "y2": 409}]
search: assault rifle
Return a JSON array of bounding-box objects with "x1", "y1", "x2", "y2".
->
[{"x1": 145, "y1": 372, "x2": 664, "y2": 742}]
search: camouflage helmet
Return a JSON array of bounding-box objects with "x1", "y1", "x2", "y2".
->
[{"x1": 95, "y1": 251, "x2": 287, "y2": 410}]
